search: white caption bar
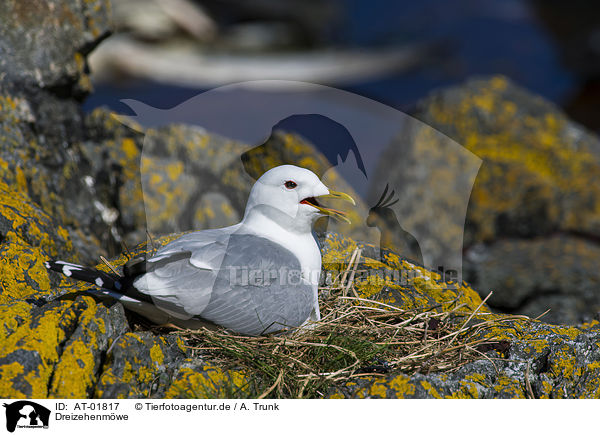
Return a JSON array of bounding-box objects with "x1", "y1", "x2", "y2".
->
[{"x1": 0, "y1": 399, "x2": 593, "y2": 434}]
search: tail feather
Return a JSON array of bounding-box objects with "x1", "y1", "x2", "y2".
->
[
  {"x1": 46, "y1": 260, "x2": 215, "y2": 329},
  {"x1": 45, "y1": 260, "x2": 124, "y2": 291}
]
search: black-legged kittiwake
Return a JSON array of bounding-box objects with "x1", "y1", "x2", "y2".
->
[{"x1": 46, "y1": 165, "x2": 355, "y2": 335}]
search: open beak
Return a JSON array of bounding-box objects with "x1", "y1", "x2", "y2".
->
[
  {"x1": 300, "y1": 190, "x2": 355, "y2": 224},
  {"x1": 319, "y1": 190, "x2": 356, "y2": 205}
]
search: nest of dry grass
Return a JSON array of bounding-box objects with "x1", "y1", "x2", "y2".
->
[{"x1": 172, "y1": 249, "x2": 523, "y2": 398}]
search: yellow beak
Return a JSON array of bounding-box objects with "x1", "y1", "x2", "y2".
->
[
  {"x1": 319, "y1": 190, "x2": 356, "y2": 206},
  {"x1": 312, "y1": 190, "x2": 356, "y2": 224}
]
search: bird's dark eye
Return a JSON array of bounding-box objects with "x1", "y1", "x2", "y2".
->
[{"x1": 284, "y1": 180, "x2": 297, "y2": 189}]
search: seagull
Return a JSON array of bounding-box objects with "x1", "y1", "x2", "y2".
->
[{"x1": 46, "y1": 165, "x2": 355, "y2": 335}]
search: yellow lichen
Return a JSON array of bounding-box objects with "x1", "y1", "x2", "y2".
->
[
  {"x1": 50, "y1": 339, "x2": 97, "y2": 398},
  {"x1": 368, "y1": 381, "x2": 389, "y2": 398},
  {"x1": 121, "y1": 138, "x2": 139, "y2": 160},
  {"x1": 165, "y1": 365, "x2": 250, "y2": 399},
  {"x1": 0, "y1": 297, "x2": 99, "y2": 398},
  {"x1": 425, "y1": 76, "x2": 600, "y2": 239},
  {"x1": 0, "y1": 362, "x2": 26, "y2": 398},
  {"x1": 150, "y1": 343, "x2": 165, "y2": 366},
  {"x1": 388, "y1": 374, "x2": 416, "y2": 398},
  {"x1": 420, "y1": 380, "x2": 442, "y2": 398}
]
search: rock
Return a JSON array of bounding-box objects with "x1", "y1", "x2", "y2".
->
[
  {"x1": 0, "y1": 178, "x2": 73, "y2": 304},
  {"x1": 0, "y1": 93, "x2": 145, "y2": 262},
  {"x1": 319, "y1": 233, "x2": 485, "y2": 313},
  {"x1": 326, "y1": 320, "x2": 600, "y2": 399},
  {"x1": 415, "y1": 76, "x2": 600, "y2": 243},
  {"x1": 0, "y1": 0, "x2": 144, "y2": 263},
  {"x1": 406, "y1": 76, "x2": 600, "y2": 324},
  {"x1": 94, "y1": 332, "x2": 187, "y2": 399},
  {"x1": 0, "y1": 0, "x2": 111, "y2": 95},
  {"x1": 465, "y1": 236, "x2": 600, "y2": 325},
  {"x1": 165, "y1": 364, "x2": 251, "y2": 399},
  {"x1": 0, "y1": 296, "x2": 128, "y2": 398},
  {"x1": 80, "y1": 108, "x2": 147, "y2": 251}
]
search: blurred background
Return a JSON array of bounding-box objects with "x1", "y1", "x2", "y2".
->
[{"x1": 85, "y1": 0, "x2": 599, "y2": 133}]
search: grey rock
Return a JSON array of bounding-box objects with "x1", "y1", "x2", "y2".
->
[
  {"x1": 0, "y1": 0, "x2": 111, "y2": 95},
  {"x1": 405, "y1": 76, "x2": 600, "y2": 324},
  {"x1": 327, "y1": 320, "x2": 600, "y2": 398}
]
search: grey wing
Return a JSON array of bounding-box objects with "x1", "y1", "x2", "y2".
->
[
  {"x1": 132, "y1": 225, "x2": 240, "y2": 319},
  {"x1": 151, "y1": 223, "x2": 241, "y2": 261},
  {"x1": 199, "y1": 234, "x2": 314, "y2": 336}
]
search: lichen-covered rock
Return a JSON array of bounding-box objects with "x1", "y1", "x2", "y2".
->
[
  {"x1": 416, "y1": 76, "x2": 600, "y2": 242},
  {"x1": 0, "y1": 296, "x2": 128, "y2": 398},
  {"x1": 94, "y1": 332, "x2": 187, "y2": 399},
  {"x1": 48, "y1": 299, "x2": 129, "y2": 398},
  {"x1": 0, "y1": 85, "x2": 144, "y2": 264},
  {"x1": 0, "y1": 179, "x2": 74, "y2": 303},
  {"x1": 465, "y1": 235, "x2": 600, "y2": 324},
  {"x1": 80, "y1": 108, "x2": 147, "y2": 249},
  {"x1": 320, "y1": 233, "x2": 486, "y2": 313},
  {"x1": 326, "y1": 320, "x2": 600, "y2": 399},
  {"x1": 406, "y1": 76, "x2": 600, "y2": 323},
  {"x1": 0, "y1": 0, "x2": 144, "y2": 263},
  {"x1": 0, "y1": 0, "x2": 111, "y2": 94},
  {"x1": 165, "y1": 364, "x2": 251, "y2": 399}
]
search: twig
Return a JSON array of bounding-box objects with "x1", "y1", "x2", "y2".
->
[
  {"x1": 257, "y1": 370, "x2": 284, "y2": 399},
  {"x1": 146, "y1": 230, "x2": 157, "y2": 256},
  {"x1": 297, "y1": 378, "x2": 311, "y2": 399},
  {"x1": 345, "y1": 249, "x2": 362, "y2": 298},
  {"x1": 120, "y1": 240, "x2": 133, "y2": 261},
  {"x1": 100, "y1": 256, "x2": 122, "y2": 277},
  {"x1": 338, "y1": 296, "x2": 404, "y2": 312},
  {"x1": 446, "y1": 291, "x2": 493, "y2": 349},
  {"x1": 534, "y1": 309, "x2": 551, "y2": 321},
  {"x1": 525, "y1": 362, "x2": 535, "y2": 399},
  {"x1": 341, "y1": 249, "x2": 359, "y2": 284}
]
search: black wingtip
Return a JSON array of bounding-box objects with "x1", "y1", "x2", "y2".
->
[{"x1": 46, "y1": 259, "x2": 123, "y2": 291}]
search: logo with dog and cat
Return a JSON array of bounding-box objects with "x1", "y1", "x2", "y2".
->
[{"x1": 2, "y1": 401, "x2": 50, "y2": 433}]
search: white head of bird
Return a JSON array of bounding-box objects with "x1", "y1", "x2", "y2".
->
[{"x1": 243, "y1": 165, "x2": 354, "y2": 234}]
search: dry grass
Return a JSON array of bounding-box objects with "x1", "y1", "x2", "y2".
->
[{"x1": 171, "y1": 249, "x2": 522, "y2": 398}]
